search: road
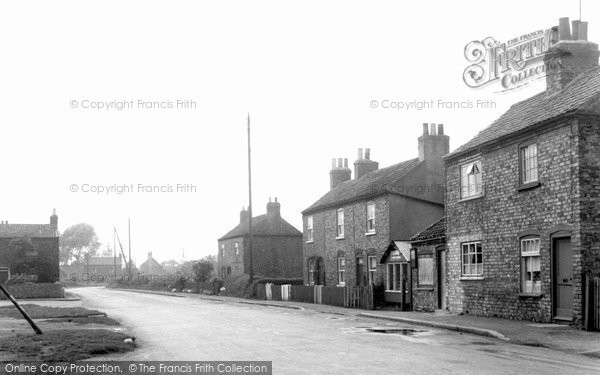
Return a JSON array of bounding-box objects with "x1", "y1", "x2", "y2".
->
[{"x1": 73, "y1": 287, "x2": 599, "y2": 374}]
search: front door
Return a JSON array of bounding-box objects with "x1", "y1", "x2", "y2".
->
[
  {"x1": 437, "y1": 249, "x2": 447, "y2": 309},
  {"x1": 356, "y1": 258, "x2": 364, "y2": 286},
  {"x1": 553, "y1": 238, "x2": 573, "y2": 319}
]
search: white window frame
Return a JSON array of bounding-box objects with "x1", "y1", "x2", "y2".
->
[
  {"x1": 337, "y1": 257, "x2": 346, "y2": 286},
  {"x1": 367, "y1": 255, "x2": 377, "y2": 284},
  {"x1": 306, "y1": 216, "x2": 314, "y2": 243},
  {"x1": 520, "y1": 143, "x2": 538, "y2": 184},
  {"x1": 234, "y1": 242, "x2": 239, "y2": 255},
  {"x1": 417, "y1": 257, "x2": 434, "y2": 286},
  {"x1": 521, "y1": 238, "x2": 541, "y2": 294},
  {"x1": 336, "y1": 208, "x2": 345, "y2": 239},
  {"x1": 460, "y1": 160, "x2": 483, "y2": 199},
  {"x1": 308, "y1": 258, "x2": 316, "y2": 285},
  {"x1": 461, "y1": 241, "x2": 483, "y2": 277},
  {"x1": 366, "y1": 202, "x2": 376, "y2": 234},
  {"x1": 220, "y1": 244, "x2": 224, "y2": 257}
]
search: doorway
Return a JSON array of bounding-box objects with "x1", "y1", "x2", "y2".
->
[
  {"x1": 356, "y1": 257, "x2": 365, "y2": 286},
  {"x1": 437, "y1": 248, "x2": 447, "y2": 310},
  {"x1": 553, "y1": 238, "x2": 573, "y2": 320}
]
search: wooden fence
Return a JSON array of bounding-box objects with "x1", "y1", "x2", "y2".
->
[{"x1": 256, "y1": 284, "x2": 374, "y2": 310}]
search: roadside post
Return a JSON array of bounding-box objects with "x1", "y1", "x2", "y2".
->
[{"x1": 0, "y1": 282, "x2": 42, "y2": 334}]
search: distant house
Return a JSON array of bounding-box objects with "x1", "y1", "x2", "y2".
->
[
  {"x1": 139, "y1": 252, "x2": 167, "y2": 276},
  {"x1": 301, "y1": 127, "x2": 448, "y2": 305},
  {"x1": 84, "y1": 255, "x2": 124, "y2": 283},
  {"x1": 218, "y1": 198, "x2": 303, "y2": 279},
  {"x1": 0, "y1": 210, "x2": 59, "y2": 283},
  {"x1": 444, "y1": 17, "x2": 600, "y2": 326}
]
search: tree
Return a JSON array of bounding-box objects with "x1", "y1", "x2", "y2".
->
[
  {"x1": 59, "y1": 223, "x2": 101, "y2": 265},
  {"x1": 192, "y1": 259, "x2": 214, "y2": 293}
]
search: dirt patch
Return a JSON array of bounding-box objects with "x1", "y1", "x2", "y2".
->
[
  {"x1": 0, "y1": 329, "x2": 135, "y2": 361},
  {"x1": 0, "y1": 305, "x2": 104, "y2": 319}
]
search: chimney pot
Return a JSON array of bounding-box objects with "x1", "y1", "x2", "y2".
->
[
  {"x1": 344, "y1": 158, "x2": 348, "y2": 168},
  {"x1": 559, "y1": 17, "x2": 571, "y2": 40},
  {"x1": 579, "y1": 22, "x2": 588, "y2": 41},
  {"x1": 572, "y1": 20, "x2": 581, "y2": 40},
  {"x1": 438, "y1": 124, "x2": 444, "y2": 135},
  {"x1": 430, "y1": 123, "x2": 436, "y2": 135},
  {"x1": 365, "y1": 148, "x2": 371, "y2": 160},
  {"x1": 331, "y1": 158, "x2": 336, "y2": 169},
  {"x1": 275, "y1": 197, "x2": 278, "y2": 203},
  {"x1": 357, "y1": 148, "x2": 363, "y2": 160},
  {"x1": 337, "y1": 158, "x2": 343, "y2": 168},
  {"x1": 422, "y1": 123, "x2": 429, "y2": 135}
]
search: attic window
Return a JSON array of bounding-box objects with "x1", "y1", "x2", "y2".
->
[{"x1": 461, "y1": 160, "x2": 483, "y2": 199}]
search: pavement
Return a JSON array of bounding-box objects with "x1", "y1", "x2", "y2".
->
[{"x1": 109, "y1": 287, "x2": 600, "y2": 359}]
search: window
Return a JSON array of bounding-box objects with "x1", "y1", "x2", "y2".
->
[
  {"x1": 366, "y1": 202, "x2": 376, "y2": 234},
  {"x1": 306, "y1": 216, "x2": 314, "y2": 242},
  {"x1": 460, "y1": 160, "x2": 483, "y2": 198},
  {"x1": 386, "y1": 263, "x2": 407, "y2": 291},
  {"x1": 520, "y1": 143, "x2": 538, "y2": 184},
  {"x1": 461, "y1": 241, "x2": 483, "y2": 276},
  {"x1": 368, "y1": 256, "x2": 377, "y2": 284},
  {"x1": 418, "y1": 257, "x2": 433, "y2": 285},
  {"x1": 220, "y1": 244, "x2": 224, "y2": 257},
  {"x1": 336, "y1": 208, "x2": 344, "y2": 238},
  {"x1": 521, "y1": 238, "x2": 541, "y2": 293},
  {"x1": 234, "y1": 242, "x2": 239, "y2": 255},
  {"x1": 337, "y1": 257, "x2": 346, "y2": 286},
  {"x1": 308, "y1": 258, "x2": 317, "y2": 285}
]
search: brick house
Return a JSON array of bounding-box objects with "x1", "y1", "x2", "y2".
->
[
  {"x1": 410, "y1": 217, "x2": 446, "y2": 312},
  {"x1": 301, "y1": 127, "x2": 448, "y2": 305},
  {"x1": 0, "y1": 210, "x2": 59, "y2": 283},
  {"x1": 218, "y1": 198, "x2": 303, "y2": 279},
  {"x1": 444, "y1": 18, "x2": 600, "y2": 325}
]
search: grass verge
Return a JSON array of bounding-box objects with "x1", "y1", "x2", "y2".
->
[{"x1": 0, "y1": 304, "x2": 104, "y2": 319}]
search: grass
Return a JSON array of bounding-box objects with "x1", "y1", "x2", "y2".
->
[
  {"x1": 44, "y1": 316, "x2": 120, "y2": 326},
  {"x1": 0, "y1": 304, "x2": 105, "y2": 319},
  {"x1": 0, "y1": 329, "x2": 135, "y2": 361}
]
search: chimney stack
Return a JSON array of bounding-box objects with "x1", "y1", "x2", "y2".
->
[
  {"x1": 354, "y1": 147, "x2": 379, "y2": 179},
  {"x1": 330, "y1": 157, "x2": 352, "y2": 189},
  {"x1": 50, "y1": 209, "x2": 58, "y2": 236},
  {"x1": 266, "y1": 198, "x2": 281, "y2": 218},
  {"x1": 240, "y1": 207, "x2": 249, "y2": 223},
  {"x1": 418, "y1": 123, "x2": 450, "y2": 169},
  {"x1": 544, "y1": 17, "x2": 599, "y2": 94}
]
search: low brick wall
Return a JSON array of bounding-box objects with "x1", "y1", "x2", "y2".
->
[{"x1": 0, "y1": 283, "x2": 64, "y2": 300}]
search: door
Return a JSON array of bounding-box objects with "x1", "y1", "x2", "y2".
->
[
  {"x1": 437, "y1": 249, "x2": 447, "y2": 310},
  {"x1": 356, "y1": 257, "x2": 364, "y2": 286},
  {"x1": 553, "y1": 238, "x2": 573, "y2": 319}
]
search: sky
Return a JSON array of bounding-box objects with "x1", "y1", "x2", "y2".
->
[{"x1": 0, "y1": 0, "x2": 597, "y2": 265}]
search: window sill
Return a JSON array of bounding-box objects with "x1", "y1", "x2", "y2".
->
[
  {"x1": 517, "y1": 181, "x2": 540, "y2": 191},
  {"x1": 460, "y1": 276, "x2": 484, "y2": 281},
  {"x1": 305, "y1": 240, "x2": 314, "y2": 244},
  {"x1": 459, "y1": 194, "x2": 484, "y2": 203},
  {"x1": 518, "y1": 293, "x2": 544, "y2": 298},
  {"x1": 336, "y1": 236, "x2": 345, "y2": 240},
  {"x1": 365, "y1": 231, "x2": 376, "y2": 236},
  {"x1": 415, "y1": 286, "x2": 434, "y2": 291},
  {"x1": 337, "y1": 284, "x2": 346, "y2": 287}
]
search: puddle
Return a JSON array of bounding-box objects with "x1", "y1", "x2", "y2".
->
[{"x1": 365, "y1": 327, "x2": 425, "y2": 335}]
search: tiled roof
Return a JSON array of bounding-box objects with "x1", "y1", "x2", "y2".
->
[
  {"x1": 410, "y1": 217, "x2": 445, "y2": 243},
  {"x1": 302, "y1": 158, "x2": 421, "y2": 213},
  {"x1": 447, "y1": 66, "x2": 600, "y2": 158},
  {"x1": 0, "y1": 224, "x2": 57, "y2": 238},
  {"x1": 219, "y1": 214, "x2": 302, "y2": 240},
  {"x1": 87, "y1": 256, "x2": 122, "y2": 266}
]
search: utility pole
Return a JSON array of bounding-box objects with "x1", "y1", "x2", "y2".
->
[
  {"x1": 247, "y1": 113, "x2": 254, "y2": 284},
  {"x1": 128, "y1": 218, "x2": 132, "y2": 282},
  {"x1": 113, "y1": 228, "x2": 117, "y2": 280},
  {"x1": 0, "y1": 283, "x2": 42, "y2": 334}
]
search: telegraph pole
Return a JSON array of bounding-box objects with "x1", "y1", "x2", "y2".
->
[
  {"x1": 128, "y1": 218, "x2": 132, "y2": 282},
  {"x1": 247, "y1": 114, "x2": 254, "y2": 284}
]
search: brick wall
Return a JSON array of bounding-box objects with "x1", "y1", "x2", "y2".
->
[
  {"x1": 411, "y1": 241, "x2": 442, "y2": 312},
  {"x1": 218, "y1": 235, "x2": 303, "y2": 279},
  {"x1": 0, "y1": 283, "x2": 64, "y2": 300},
  {"x1": 445, "y1": 119, "x2": 577, "y2": 322}
]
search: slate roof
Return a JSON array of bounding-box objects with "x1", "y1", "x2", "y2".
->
[
  {"x1": 410, "y1": 217, "x2": 446, "y2": 243},
  {"x1": 219, "y1": 214, "x2": 302, "y2": 241},
  {"x1": 446, "y1": 66, "x2": 600, "y2": 158},
  {"x1": 0, "y1": 224, "x2": 57, "y2": 238},
  {"x1": 302, "y1": 158, "x2": 421, "y2": 214}
]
